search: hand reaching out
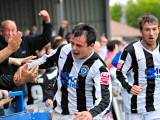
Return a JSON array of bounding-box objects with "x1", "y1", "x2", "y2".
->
[
  {"x1": 14, "y1": 64, "x2": 39, "y2": 86},
  {"x1": 9, "y1": 55, "x2": 37, "y2": 66}
]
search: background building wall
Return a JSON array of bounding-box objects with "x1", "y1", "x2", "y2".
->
[{"x1": 0, "y1": 0, "x2": 110, "y2": 38}]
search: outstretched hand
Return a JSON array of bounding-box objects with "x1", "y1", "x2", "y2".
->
[
  {"x1": 9, "y1": 55, "x2": 37, "y2": 66},
  {"x1": 14, "y1": 64, "x2": 39, "y2": 86}
]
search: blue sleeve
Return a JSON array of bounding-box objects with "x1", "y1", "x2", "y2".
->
[{"x1": 111, "y1": 51, "x2": 122, "y2": 67}]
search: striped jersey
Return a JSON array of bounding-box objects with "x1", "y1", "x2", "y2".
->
[
  {"x1": 28, "y1": 44, "x2": 112, "y2": 118},
  {"x1": 116, "y1": 40, "x2": 160, "y2": 113}
]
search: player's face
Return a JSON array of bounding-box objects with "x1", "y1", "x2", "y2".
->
[
  {"x1": 70, "y1": 34, "x2": 94, "y2": 60},
  {"x1": 141, "y1": 22, "x2": 159, "y2": 46}
]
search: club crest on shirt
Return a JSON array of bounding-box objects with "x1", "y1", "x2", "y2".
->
[
  {"x1": 101, "y1": 72, "x2": 110, "y2": 85},
  {"x1": 117, "y1": 60, "x2": 124, "y2": 71},
  {"x1": 79, "y1": 65, "x2": 89, "y2": 77}
]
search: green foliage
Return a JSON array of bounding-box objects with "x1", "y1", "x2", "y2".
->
[
  {"x1": 111, "y1": 3, "x2": 122, "y2": 22},
  {"x1": 126, "y1": 0, "x2": 160, "y2": 28}
]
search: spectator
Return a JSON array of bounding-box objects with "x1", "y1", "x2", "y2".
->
[
  {"x1": 0, "y1": 9, "x2": 52, "y2": 88},
  {"x1": 30, "y1": 25, "x2": 38, "y2": 36},
  {"x1": 99, "y1": 34, "x2": 108, "y2": 60},
  {"x1": 58, "y1": 20, "x2": 69, "y2": 37},
  {"x1": 23, "y1": 29, "x2": 30, "y2": 36},
  {"x1": 0, "y1": 9, "x2": 52, "y2": 113},
  {"x1": 0, "y1": 31, "x2": 38, "y2": 89},
  {"x1": 94, "y1": 41, "x2": 101, "y2": 55}
]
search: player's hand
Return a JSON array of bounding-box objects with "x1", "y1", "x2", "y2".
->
[
  {"x1": 130, "y1": 85, "x2": 142, "y2": 95},
  {"x1": 74, "y1": 111, "x2": 93, "y2": 120}
]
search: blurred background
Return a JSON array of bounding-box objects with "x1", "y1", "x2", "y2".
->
[
  {"x1": 1, "y1": 0, "x2": 159, "y2": 42},
  {"x1": 0, "y1": 0, "x2": 110, "y2": 39}
]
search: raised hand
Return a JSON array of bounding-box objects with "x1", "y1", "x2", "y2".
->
[
  {"x1": 7, "y1": 31, "x2": 22, "y2": 52},
  {"x1": 38, "y1": 10, "x2": 51, "y2": 23}
]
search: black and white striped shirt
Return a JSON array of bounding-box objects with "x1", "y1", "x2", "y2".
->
[
  {"x1": 28, "y1": 44, "x2": 112, "y2": 118},
  {"x1": 117, "y1": 41, "x2": 160, "y2": 113}
]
